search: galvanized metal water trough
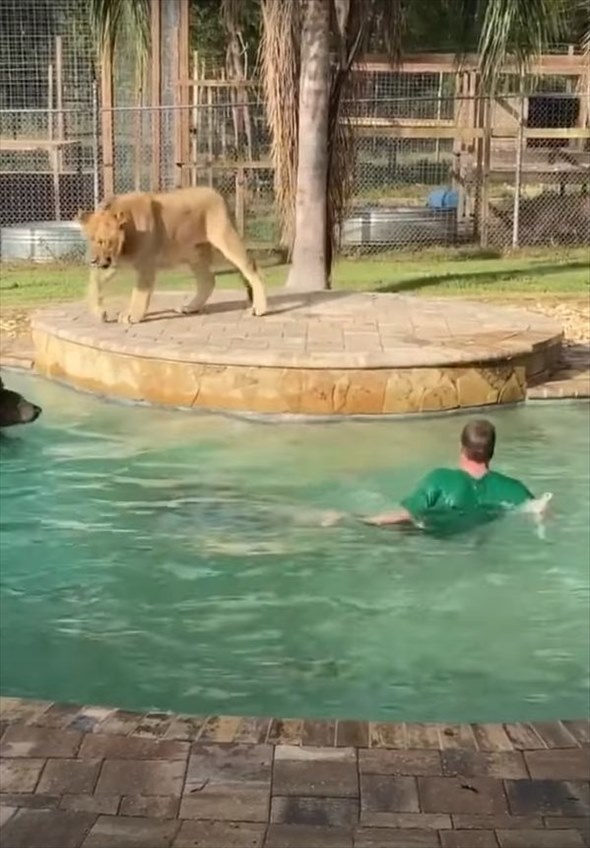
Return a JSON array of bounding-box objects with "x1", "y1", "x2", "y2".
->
[
  {"x1": 341, "y1": 205, "x2": 457, "y2": 248},
  {"x1": 0, "y1": 221, "x2": 86, "y2": 264}
]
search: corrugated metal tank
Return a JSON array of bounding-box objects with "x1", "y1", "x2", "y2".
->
[
  {"x1": 0, "y1": 222, "x2": 86, "y2": 263},
  {"x1": 341, "y1": 206, "x2": 457, "y2": 248}
]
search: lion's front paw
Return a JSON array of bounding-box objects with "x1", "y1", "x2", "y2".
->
[
  {"x1": 250, "y1": 304, "x2": 267, "y2": 317},
  {"x1": 91, "y1": 307, "x2": 108, "y2": 323}
]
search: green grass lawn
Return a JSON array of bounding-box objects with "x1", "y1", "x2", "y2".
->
[{"x1": 0, "y1": 245, "x2": 588, "y2": 309}]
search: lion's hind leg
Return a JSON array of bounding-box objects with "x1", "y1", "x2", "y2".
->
[
  {"x1": 207, "y1": 225, "x2": 267, "y2": 317},
  {"x1": 180, "y1": 245, "x2": 216, "y2": 315}
]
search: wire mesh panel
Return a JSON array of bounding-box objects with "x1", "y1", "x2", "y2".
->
[
  {"x1": 0, "y1": 0, "x2": 96, "y2": 261},
  {"x1": 487, "y1": 86, "x2": 589, "y2": 249},
  {"x1": 1, "y1": 6, "x2": 588, "y2": 268}
]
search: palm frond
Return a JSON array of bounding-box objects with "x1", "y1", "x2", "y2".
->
[
  {"x1": 478, "y1": 0, "x2": 569, "y2": 90},
  {"x1": 577, "y1": 0, "x2": 590, "y2": 55}
]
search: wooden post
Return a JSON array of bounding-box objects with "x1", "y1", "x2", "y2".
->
[
  {"x1": 465, "y1": 70, "x2": 477, "y2": 219},
  {"x1": 230, "y1": 83, "x2": 239, "y2": 153},
  {"x1": 435, "y1": 71, "x2": 443, "y2": 163},
  {"x1": 133, "y1": 65, "x2": 143, "y2": 191},
  {"x1": 55, "y1": 37, "x2": 64, "y2": 146},
  {"x1": 47, "y1": 63, "x2": 54, "y2": 141},
  {"x1": 207, "y1": 84, "x2": 214, "y2": 186},
  {"x1": 235, "y1": 166, "x2": 245, "y2": 236},
  {"x1": 53, "y1": 35, "x2": 65, "y2": 219},
  {"x1": 191, "y1": 51, "x2": 199, "y2": 185},
  {"x1": 173, "y1": 25, "x2": 182, "y2": 188},
  {"x1": 100, "y1": 44, "x2": 114, "y2": 199},
  {"x1": 577, "y1": 69, "x2": 589, "y2": 153},
  {"x1": 150, "y1": 0, "x2": 161, "y2": 189},
  {"x1": 178, "y1": 0, "x2": 190, "y2": 187},
  {"x1": 512, "y1": 78, "x2": 525, "y2": 248},
  {"x1": 220, "y1": 70, "x2": 227, "y2": 158},
  {"x1": 480, "y1": 93, "x2": 492, "y2": 248},
  {"x1": 452, "y1": 71, "x2": 469, "y2": 221}
]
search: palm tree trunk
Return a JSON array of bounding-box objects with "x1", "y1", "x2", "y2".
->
[{"x1": 285, "y1": 0, "x2": 331, "y2": 290}]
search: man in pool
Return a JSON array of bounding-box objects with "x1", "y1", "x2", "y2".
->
[{"x1": 323, "y1": 419, "x2": 550, "y2": 535}]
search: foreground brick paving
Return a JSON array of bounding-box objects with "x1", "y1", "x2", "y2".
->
[{"x1": 0, "y1": 699, "x2": 588, "y2": 847}]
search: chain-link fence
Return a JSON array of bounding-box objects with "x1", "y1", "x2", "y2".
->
[{"x1": 1, "y1": 62, "x2": 588, "y2": 263}]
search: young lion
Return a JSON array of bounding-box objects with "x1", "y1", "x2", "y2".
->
[{"x1": 77, "y1": 186, "x2": 268, "y2": 324}]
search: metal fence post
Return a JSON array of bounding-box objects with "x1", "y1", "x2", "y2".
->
[
  {"x1": 91, "y1": 78, "x2": 100, "y2": 209},
  {"x1": 512, "y1": 80, "x2": 525, "y2": 248}
]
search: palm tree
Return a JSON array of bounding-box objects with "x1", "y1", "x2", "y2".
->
[
  {"x1": 267, "y1": 0, "x2": 571, "y2": 290},
  {"x1": 88, "y1": 0, "x2": 149, "y2": 62}
]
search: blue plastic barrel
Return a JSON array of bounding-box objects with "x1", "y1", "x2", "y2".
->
[{"x1": 427, "y1": 188, "x2": 459, "y2": 210}]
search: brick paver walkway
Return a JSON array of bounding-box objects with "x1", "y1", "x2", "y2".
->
[{"x1": 1, "y1": 698, "x2": 588, "y2": 847}]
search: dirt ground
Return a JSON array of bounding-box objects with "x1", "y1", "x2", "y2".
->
[{"x1": 481, "y1": 296, "x2": 589, "y2": 347}]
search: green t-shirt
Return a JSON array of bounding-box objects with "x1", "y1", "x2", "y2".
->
[{"x1": 401, "y1": 468, "x2": 534, "y2": 536}]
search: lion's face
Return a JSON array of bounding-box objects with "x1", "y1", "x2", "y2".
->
[{"x1": 77, "y1": 208, "x2": 126, "y2": 270}]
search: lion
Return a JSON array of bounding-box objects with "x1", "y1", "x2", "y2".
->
[{"x1": 77, "y1": 186, "x2": 268, "y2": 324}]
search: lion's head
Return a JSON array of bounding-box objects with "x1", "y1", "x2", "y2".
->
[{"x1": 77, "y1": 206, "x2": 127, "y2": 270}]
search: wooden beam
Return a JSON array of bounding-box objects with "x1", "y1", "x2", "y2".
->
[
  {"x1": 354, "y1": 52, "x2": 586, "y2": 76},
  {"x1": 179, "y1": 78, "x2": 254, "y2": 89},
  {"x1": 351, "y1": 124, "x2": 590, "y2": 139},
  {"x1": 193, "y1": 159, "x2": 271, "y2": 170},
  {"x1": 488, "y1": 169, "x2": 590, "y2": 183},
  {"x1": 348, "y1": 116, "x2": 454, "y2": 128},
  {"x1": 523, "y1": 127, "x2": 590, "y2": 139}
]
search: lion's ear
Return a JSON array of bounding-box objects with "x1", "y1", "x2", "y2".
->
[
  {"x1": 113, "y1": 210, "x2": 128, "y2": 228},
  {"x1": 76, "y1": 209, "x2": 92, "y2": 225}
]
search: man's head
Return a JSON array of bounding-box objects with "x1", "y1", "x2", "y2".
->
[
  {"x1": 0, "y1": 377, "x2": 42, "y2": 428},
  {"x1": 460, "y1": 419, "x2": 496, "y2": 465}
]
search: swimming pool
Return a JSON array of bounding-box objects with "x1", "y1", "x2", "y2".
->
[{"x1": 1, "y1": 373, "x2": 588, "y2": 723}]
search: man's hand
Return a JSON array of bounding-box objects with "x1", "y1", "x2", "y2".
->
[{"x1": 319, "y1": 510, "x2": 347, "y2": 527}]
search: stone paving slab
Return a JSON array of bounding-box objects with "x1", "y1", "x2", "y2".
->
[
  {"x1": 5, "y1": 296, "x2": 589, "y2": 411},
  {"x1": 0, "y1": 699, "x2": 589, "y2": 848},
  {"x1": 527, "y1": 343, "x2": 590, "y2": 400},
  {"x1": 31, "y1": 290, "x2": 562, "y2": 370}
]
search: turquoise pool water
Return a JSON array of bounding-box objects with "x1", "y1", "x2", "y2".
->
[{"x1": 1, "y1": 373, "x2": 589, "y2": 722}]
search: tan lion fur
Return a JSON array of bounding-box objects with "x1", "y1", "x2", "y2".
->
[{"x1": 77, "y1": 186, "x2": 268, "y2": 323}]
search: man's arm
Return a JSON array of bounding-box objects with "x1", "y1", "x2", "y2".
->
[
  {"x1": 320, "y1": 472, "x2": 440, "y2": 529},
  {"x1": 361, "y1": 508, "x2": 414, "y2": 526},
  {"x1": 361, "y1": 472, "x2": 441, "y2": 527}
]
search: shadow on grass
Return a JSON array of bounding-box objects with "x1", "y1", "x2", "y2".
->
[{"x1": 375, "y1": 261, "x2": 590, "y2": 295}]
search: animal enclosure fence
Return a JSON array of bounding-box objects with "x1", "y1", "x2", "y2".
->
[{"x1": 1, "y1": 31, "x2": 588, "y2": 260}]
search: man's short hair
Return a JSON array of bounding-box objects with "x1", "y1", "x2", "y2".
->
[{"x1": 461, "y1": 419, "x2": 496, "y2": 463}]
